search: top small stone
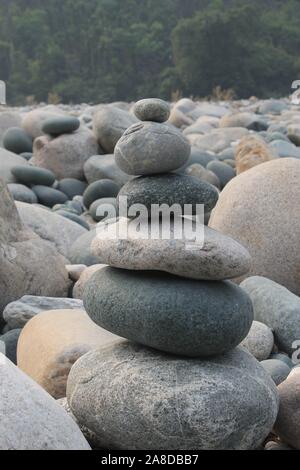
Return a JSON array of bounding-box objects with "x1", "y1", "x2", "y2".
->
[
  {"x1": 133, "y1": 98, "x2": 170, "y2": 123},
  {"x1": 42, "y1": 116, "x2": 80, "y2": 136}
]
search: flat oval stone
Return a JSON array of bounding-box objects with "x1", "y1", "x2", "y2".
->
[
  {"x1": 57, "y1": 178, "x2": 87, "y2": 199},
  {"x1": 55, "y1": 210, "x2": 90, "y2": 230},
  {"x1": 83, "y1": 267, "x2": 254, "y2": 357},
  {"x1": 115, "y1": 122, "x2": 191, "y2": 176},
  {"x1": 206, "y1": 161, "x2": 236, "y2": 188},
  {"x1": 32, "y1": 185, "x2": 69, "y2": 207},
  {"x1": 83, "y1": 179, "x2": 119, "y2": 209},
  {"x1": 67, "y1": 342, "x2": 279, "y2": 450},
  {"x1": 89, "y1": 198, "x2": 118, "y2": 222},
  {"x1": 92, "y1": 219, "x2": 251, "y2": 280},
  {"x1": 117, "y1": 173, "x2": 219, "y2": 215},
  {"x1": 133, "y1": 98, "x2": 170, "y2": 123},
  {"x1": 12, "y1": 165, "x2": 56, "y2": 187},
  {"x1": 42, "y1": 116, "x2": 80, "y2": 136},
  {"x1": 8, "y1": 184, "x2": 38, "y2": 204},
  {"x1": 3, "y1": 127, "x2": 33, "y2": 154}
]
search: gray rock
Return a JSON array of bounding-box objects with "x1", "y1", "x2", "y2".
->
[
  {"x1": 0, "y1": 148, "x2": 29, "y2": 183},
  {"x1": 241, "y1": 276, "x2": 300, "y2": 355},
  {"x1": 3, "y1": 127, "x2": 33, "y2": 154},
  {"x1": 287, "y1": 125, "x2": 300, "y2": 146},
  {"x1": 260, "y1": 359, "x2": 291, "y2": 385},
  {"x1": 220, "y1": 112, "x2": 268, "y2": 131},
  {"x1": 274, "y1": 368, "x2": 300, "y2": 449},
  {"x1": 12, "y1": 165, "x2": 56, "y2": 187},
  {"x1": 0, "y1": 112, "x2": 22, "y2": 146},
  {"x1": 32, "y1": 129, "x2": 99, "y2": 180},
  {"x1": 92, "y1": 219, "x2": 251, "y2": 281},
  {"x1": 3, "y1": 295, "x2": 84, "y2": 329},
  {"x1": 115, "y1": 121, "x2": 191, "y2": 176},
  {"x1": 68, "y1": 228, "x2": 100, "y2": 266},
  {"x1": 83, "y1": 267, "x2": 253, "y2": 357},
  {"x1": 117, "y1": 173, "x2": 219, "y2": 215},
  {"x1": 84, "y1": 154, "x2": 131, "y2": 186},
  {"x1": 55, "y1": 210, "x2": 90, "y2": 230},
  {"x1": 194, "y1": 128, "x2": 248, "y2": 153},
  {"x1": 42, "y1": 116, "x2": 80, "y2": 136},
  {"x1": 83, "y1": 179, "x2": 119, "y2": 209},
  {"x1": 0, "y1": 329, "x2": 21, "y2": 364},
  {"x1": 8, "y1": 184, "x2": 38, "y2": 204},
  {"x1": 270, "y1": 140, "x2": 300, "y2": 158},
  {"x1": 57, "y1": 179, "x2": 87, "y2": 199},
  {"x1": 22, "y1": 108, "x2": 66, "y2": 139},
  {"x1": 89, "y1": 198, "x2": 118, "y2": 222},
  {"x1": 0, "y1": 354, "x2": 90, "y2": 450},
  {"x1": 73, "y1": 265, "x2": 106, "y2": 300},
  {"x1": 206, "y1": 160, "x2": 236, "y2": 188},
  {"x1": 133, "y1": 99, "x2": 170, "y2": 123},
  {"x1": 258, "y1": 100, "x2": 288, "y2": 115},
  {"x1": 16, "y1": 202, "x2": 87, "y2": 258},
  {"x1": 240, "y1": 321, "x2": 274, "y2": 361},
  {"x1": 67, "y1": 341, "x2": 279, "y2": 450},
  {"x1": 179, "y1": 147, "x2": 217, "y2": 171},
  {"x1": 93, "y1": 105, "x2": 138, "y2": 153},
  {"x1": 270, "y1": 354, "x2": 294, "y2": 369},
  {"x1": 32, "y1": 185, "x2": 68, "y2": 207}
]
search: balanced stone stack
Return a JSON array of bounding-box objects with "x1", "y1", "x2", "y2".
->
[{"x1": 67, "y1": 99, "x2": 279, "y2": 450}]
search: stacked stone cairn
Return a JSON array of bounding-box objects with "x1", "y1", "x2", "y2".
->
[{"x1": 67, "y1": 99, "x2": 279, "y2": 450}]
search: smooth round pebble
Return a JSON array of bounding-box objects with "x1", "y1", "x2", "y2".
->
[
  {"x1": 8, "y1": 184, "x2": 38, "y2": 204},
  {"x1": 206, "y1": 160, "x2": 236, "y2": 188},
  {"x1": 3, "y1": 127, "x2": 33, "y2": 154},
  {"x1": 57, "y1": 179, "x2": 87, "y2": 199},
  {"x1": 133, "y1": 98, "x2": 170, "y2": 123},
  {"x1": 240, "y1": 321, "x2": 274, "y2": 361},
  {"x1": 32, "y1": 185, "x2": 69, "y2": 208},
  {"x1": 55, "y1": 210, "x2": 90, "y2": 230},
  {"x1": 260, "y1": 359, "x2": 291, "y2": 385},
  {"x1": 12, "y1": 165, "x2": 56, "y2": 187},
  {"x1": 0, "y1": 329, "x2": 22, "y2": 364},
  {"x1": 42, "y1": 116, "x2": 80, "y2": 136},
  {"x1": 83, "y1": 179, "x2": 119, "y2": 209},
  {"x1": 270, "y1": 353, "x2": 295, "y2": 369}
]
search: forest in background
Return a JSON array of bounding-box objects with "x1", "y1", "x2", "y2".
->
[{"x1": 0, "y1": 0, "x2": 300, "y2": 104}]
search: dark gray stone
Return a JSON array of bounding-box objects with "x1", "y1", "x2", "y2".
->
[
  {"x1": 20, "y1": 152, "x2": 33, "y2": 161},
  {"x1": 133, "y1": 99, "x2": 170, "y2": 123},
  {"x1": 84, "y1": 154, "x2": 132, "y2": 186},
  {"x1": 3, "y1": 127, "x2": 33, "y2": 154},
  {"x1": 12, "y1": 165, "x2": 56, "y2": 187},
  {"x1": 83, "y1": 179, "x2": 119, "y2": 209},
  {"x1": 57, "y1": 179, "x2": 87, "y2": 199},
  {"x1": 8, "y1": 184, "x2": 38, "y2": 204},
  {"x1": 89, "y1": 198, "x2": 118, "y2": 222},
  {"x1": 117, "y1": 173, "x2": 219, "y2": 215},
  {"x1": 68, "y1": 228, "x2": 100, "y2": 266},
  {"x1": 32, "y1": 185, "x2": 69, "y2": 207},
  {"x1": 206, "y1": 161, "x2": 236, "y2": 188},
  {"x1": 115, "y1": 122, "x2": 191, "y2": 176},
  {"x1": 260, "y1": 359, "x2": 291, "y2": 385},
  {"x1": 55, "y1": 210, "x2": 90, "y2": 230},
  {"x1": 270, "y1": 353, "x2": 294, "y2": 369},
  {"x1": 0, "y1": 329, "x2": 22, "y2": 364},
  {"x1": 83, "y1": 267, "x2": 253, "y2": 357},
  {"x1": 67, "y1": 341, "x2": 279, "y2": 450},
  {"x1": 42, "y1": 116, "x2": 80, "y2": 136}
]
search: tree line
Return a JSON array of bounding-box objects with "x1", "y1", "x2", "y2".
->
[{"x1": 0, "y1": 0, "x2": 299, "y2": 104}]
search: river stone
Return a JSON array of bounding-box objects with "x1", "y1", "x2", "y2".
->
[
  {"x1": 287, "y1": 125, "x2": 300, "y2": 146},
  {"x1": 8, "y1": 184, "x2": 38, "y2": 204},
  {"x1": 83, "y1": 267, "x2": 253, "y2": 357},
  {"x1": 115, "y1": 121, "x2": 191, "y2": 176},
  {"x1": 220, "y1": 112, "x2": 268, "y2": 131},
  {"x1": 209, "y1": 158, "x2": 300, "y2": 294},
  {"x1": 0, "y1": 354, "x2": 90, "y2": 450},
  {"x1": 206, "y1": 161, "x2": 235, "y2": 188},
  {"x1": 3, "y1": 127, "x2": 33, "y2": 154},
  {"x1": 89, "y1": 198, "x2": 118, "y2": 222},
  {"x1": 3, "y1": 295, "x2": 83, "y2": 329},
  {"x1": 57, "y1": 179, "x2": 87, "y2": 199},
  {"x1": 0, "y1": 329, "x2": 22, "y2": 364},
  {"x1": 258, "y1": 100, "x2": 288, "y2": 115},
  {"x1": 93, "y1": 105, "x2": 138, "y2": 153},
  {"x1": 42, "y1": 116, "x2": 80, "y2": 136},
  {"x1": 178, "y1": 147, "x2": 217, "y2": 172},
  {"x1": 32, "y1": 185, "x2": 69, "y2": 207},
  {"x1": 260, "y1": 359, "x2": 291, "y2": 386},
  {"x1": 84, "y1": 154, "x2": 131, "y2": 186},
  {"x1": 17, "y1": 309, "x2": 120, "y2": 398},
  {"x1": 133, "y1": 99, "x2": 170, "y2": 123},
  {"x1": 68, "y1": 228, "x2": 100, "y2": 266},
  {"x1": 92, "y1": 219, "x2": 251, "y2": 281},
  {"x1": 194, "y1": 128, "x2": 248, "y2": 153},
  {"x1": 73, "y1": 265, "x2": 106, "y2": 299},
  {"x1": 270, "y1": 354, "x2": 295, "y2": 369},
  {"x1": 67, "y1": 341, "x2": 279, "y2": 450},
  {"x1": 0, "y1": 112, "x2": 22, "y2": 146},
  {"x1": 55, "y1": 210, "x2": 90, "y2": 230},
  {"x1": 235, "y1": 135, "x2": 275, "y2": 175},
  {"x1": 117, "y1": 173, "x2": 219, "y2": 215},
  {"x1": 66, "y1": 264, "x2": 87, "y2": 282},
  {"x1": 240, "y1": 321, "x2": 274, "y2": 361},
  {"x1": 0, "y1": 148, "x2": 29, "y2": 183},
  {"x1": 240, "y1": 276, "x2": 300, "y2": 356},
  {"x1": 83, "y1": 179, "x2": 119, "y2": 209},
  {"x1": 11, "y1": 165, "x2": 56, "y2": 187},
  {"x1": 0, "y1": 180, "x2": 70, "y2": 321},
  {"x1": 185, "y1": 164, "x2": 221, "y2": 189},
  {"x1": 22, "y1": 108, "x2": 66, "y2": 139},
  {"x1": 270, "y1": 140, "x2": 300, "y2": 158},
  {"x1": 32, "y1": 129, "x2": 99, "y2": 180},
  {"x1": 16, "y1": 202, "x2": 87, "y2": 258},
  {"x1": 274, "y1": 368, "x2": 300, "y2": 449}
]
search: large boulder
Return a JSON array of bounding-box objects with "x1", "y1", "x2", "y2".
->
[
  {"x1": 16, "y1": 202, "x2": 87, "y2": 258},
  {"x1": 93, "y1": 105, "x2": 138, "y2": 153},
  {"x1": 209, "y1": 158, "x2": 300, "y2": 295},
  {"x1": 0, "y1": 354, "x2": 90, "y2": 450},
  {"x1": 0, "y1": 148, "x2": 29, "y2": 183},
  {"x1": 32, "y1": 129, "x2": 99, "y2": 180},
  {"x1": 17, "y1": 309, "x2": 120, "y2": 399},
  {"x1": 0, "y1": 179, "x2": 70, "y2": 321},
  {"x1": 67, "y1": 341, "x2": 279, "y2": 450}
]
